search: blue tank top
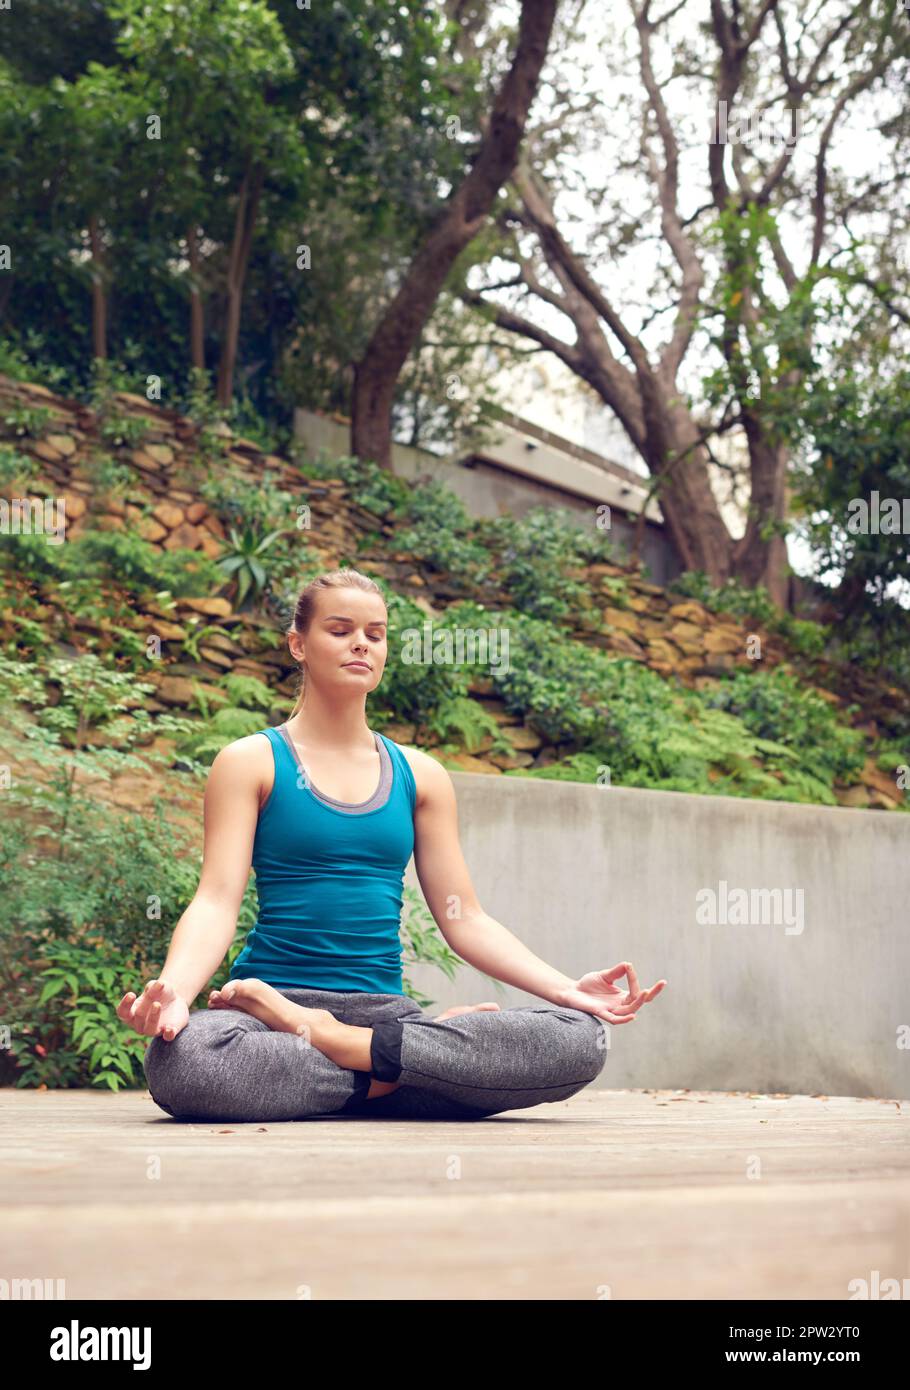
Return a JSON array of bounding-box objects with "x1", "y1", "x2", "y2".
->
[{"x1": 229, "y1": 724, "x2": 417, "y2": 994}]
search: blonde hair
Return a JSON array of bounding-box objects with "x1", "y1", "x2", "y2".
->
[{"x1": 287, "y1": 568, "x2": 386, "y2": 718}]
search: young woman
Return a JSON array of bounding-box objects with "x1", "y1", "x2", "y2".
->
[{"x1": 119, "y1": 567, "x2": 666, "y2": 1121}]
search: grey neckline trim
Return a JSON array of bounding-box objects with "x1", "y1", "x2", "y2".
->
[{"x1": 276, "y1": 723, "x2": 393, "y2": 814}]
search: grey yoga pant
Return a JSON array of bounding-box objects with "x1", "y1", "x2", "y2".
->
[{"x1": 142, "y1": 986, "x2": 610, "y2": 1122}]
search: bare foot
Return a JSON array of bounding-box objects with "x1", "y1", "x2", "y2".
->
[
  {"x1": 433, "y1": 1002, "x2": 502, "y2": 1021},
  {"x1": 209, "y1": 979, "x2": 342, "y2": 1052},
  {"x1": 209, "y1": 978, "x2": 374, "y2": 1073}
]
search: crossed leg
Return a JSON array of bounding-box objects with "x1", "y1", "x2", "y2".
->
[
  {"x1": 143, "y1": 981, "x2": 609, "y2": 1123},
  {"x1": 207, "y1": 978, "x2": 502, "y2": 1098}
]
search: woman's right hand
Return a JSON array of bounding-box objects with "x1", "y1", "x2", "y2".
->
[{"x1": 116, "y1": 978, "x2": 189, "y2": 1042}]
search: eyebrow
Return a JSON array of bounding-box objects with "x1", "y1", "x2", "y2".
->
[{"x1": 323, "y1": 615, "x2": 387, "y2": 626}]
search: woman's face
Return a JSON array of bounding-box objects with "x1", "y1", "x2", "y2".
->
[{"x1": 291, "y1": 588, "x2": 388, "y2": 694}]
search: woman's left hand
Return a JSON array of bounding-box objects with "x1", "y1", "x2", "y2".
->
[{"x1": 558, "y1": 961, "x2": 667, "y2": 1025}]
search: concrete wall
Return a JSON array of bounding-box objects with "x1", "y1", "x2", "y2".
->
[
  {"x1": 293, "y1": 408, "x2": 681, "y2": 587},
  {"x1": 403, "y1": 777, "x2": 910, "y2": 1100}
]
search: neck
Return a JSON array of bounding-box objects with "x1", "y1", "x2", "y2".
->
[{"x1": 288, "y1": 690, "x2": 373, "y2": 749}]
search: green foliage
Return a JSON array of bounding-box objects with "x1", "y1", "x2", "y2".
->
[
  {"x1": 427, "y1": 694, "x2": 514, "y2": 758},
  {"x1": 789, "y1": 360, "x2": 910, "y2": 642},
  {"x1": 0, "y1": 524, "x2": 226, "y2": 601},
  {"x1": 98, "y1": 413, "x2": 153, "y2": 449},
  {"x1": 217, "y1": 673, "x2": 275, "y2": 711},
  {"x1": 0, "y1": 781, "x2": 255, "y2": 1090},
  {"x1": 601, "y1": 576, "x2": 631, "y2": 608},
  {"x1": 197, "y1": 461, "x2": 315, "y2": 610},
  {"x1": 216, "y1": 523, "x2": 292, "y2": 610},
  {"x1": 85, "y1": 355, "x2": 148, "y2": 420},
  {"x1": 481, "y1": 507, "x2": 619, "y2": 622},
  {"x1": 0, "y1": 333, "x2": 74, "y2": 390},
  {"x1": 0, "y1": 656, "x2": 236, "y2": 1089},
  {"x1": 1, "y1": 405, "x2": 53, "y2": 440},
  {"x1": 173, "y1": 705, "x2": 268, "y2": 765},
  {"x1": 367, "y1": 587, "x2": 472, "y2": 728},
  {"x1": 82, "y1": 447, "x2": 136, "y2": 495},
  {"x1": 0, "y1": 445, "x2": 40, "y2": 489},
  {"x1": 874, "y1": 741, "x2": 910, "y2": 798},
  {"x1": 702, "y1": 668, "x2": 866, "y2": 798},
  {"x1": 302, "y1": 451, "x2": 412, "y2": 519},
  {"x1": 0, "y1": 0, "x2": 467, "y2": 429},
  {"x1": 415, "y1": 603, "x2": 869, "y2": 805},
  {"x1": 394, "y1": 478, "x2": 493, "y2": 587},
  {"x1": 172, "y1": 673, "x2": 275, "y2": 763},
  {"x1": 393, "y1": 483, "x2": 622, "y2": 620}
]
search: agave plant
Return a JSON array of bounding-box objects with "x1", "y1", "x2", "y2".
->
[{"x1": 215, "y1": 522, "x2": 286, "y2": 611}]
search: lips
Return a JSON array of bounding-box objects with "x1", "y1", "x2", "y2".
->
[{"x1": 343, "y1": 662, "x2": 371, "y2": 670}]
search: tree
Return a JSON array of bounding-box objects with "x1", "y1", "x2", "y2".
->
[
  {"x1": 460, "y1": 0, "x2": 910, "y2": 605},
  {"x1": 350, "y1": 0, "x2": 560, "y2": 469},
  {"x1": 0, "y1": 0, "x2": 466, "y2": 418}
]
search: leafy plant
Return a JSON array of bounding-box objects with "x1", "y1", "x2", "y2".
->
[
  {"x1": 98, "y1": 413, "x2": 154, "y2": 448},
  {"x1": 216, "y1": 522, "x2": 290, "y2": 610},
  {"x1": 173, "y1": 704, "x2": 268, "y2": 765},
  {"x1": 702, "y1": 667, "x2": 866, "y2": 796},
  {"x1": 5, "y1": 525, "x2": 225, "y2": 599},
  {"x1": 427, "y1": 693, "x2": 514, "y2": 758},
  {"x1": 0, "y1": 445, "x2": 40, "y2": 489},
  {"x1": 84, "y1": 448, "x2": 135, "y2": 494},
  {"x1": 2, "y1": 405, "x2": 53, "y2": 440},
  {"x1": 394, "y1": 478, "x2": 492, "y2": 588}
]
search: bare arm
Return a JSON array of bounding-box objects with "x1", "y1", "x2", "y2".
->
[
  {"x1": 411, "y1": 752, "x2": 578, "y2": 1003},
  {"x1": 157, "y1": 738, "x2": 263, "y2": 1002},
  {"x1": 410, "y1": 751, "x2": 666, "y2": 1022},
  {"x1": 117, "y1": 735, "x2": 267, "y2": 1037}
]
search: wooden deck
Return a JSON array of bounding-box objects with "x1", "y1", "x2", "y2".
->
[{"x1": 2, "y1": 1087, "x2": 908, "y2": 1300}]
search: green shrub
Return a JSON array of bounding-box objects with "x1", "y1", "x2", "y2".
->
[
  {"x1": 394, "y1": 478, "x2": 493, "y2": 588},
  {"x1": 702, "y1": 667, "x2": 866, "y2": 796},
  {"x1": 0, "y1": 526, "x2": 225, "y2": 599},
  {"x1": 0, "y1": 445, "x2": 40, "y2": 489}
]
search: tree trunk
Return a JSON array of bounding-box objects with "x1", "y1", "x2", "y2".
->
[
  {"x1": 733, "y1": 416, "x2": 790, "y2": 605},
  {"x1": 645, "y1": 405, "x2": 735, "y2": 582},
  {"x1": 351, "y1": 0, "x2": 558, "y2": 468},
  {"x1": 216, "y1": 162, "x2": 264, "y2": 407},
  {"x1": 88, "y1": 213, "x2": 107, "y2": 361},
  {"x1": 187, "y1": 224, "x2": 205, "y2": 371}
]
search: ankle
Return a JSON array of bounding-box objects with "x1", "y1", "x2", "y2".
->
[{"x1": 318, "y1": 1019, "x2": 374, "y2": 1073}]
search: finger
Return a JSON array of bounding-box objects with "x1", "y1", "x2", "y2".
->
[
  {"x1": 598, "y1": 962, "x2": 632, "y2": 986},
  {"x1": 602, "y1": 962, "x2": 641, "y2": 996},
  {"x1": 607, "y1": 990, "x2": 646, "y2": 1015},
  {"x1": 146, "y1": 979, "x2": 168, "y2": 1002},
  {"x1": 116, "y1": 993, "x2": 137, "y2": 1021}
]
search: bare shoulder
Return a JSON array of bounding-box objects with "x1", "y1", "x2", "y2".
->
[
  {"x1": 206, "y1": 730, "x2": 274, "y2": 807},
  {"x1": 393, "y1": 742, "x2": 455, "y2": 810}
]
